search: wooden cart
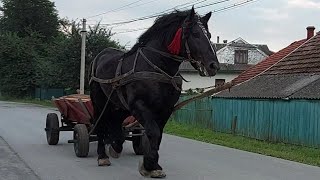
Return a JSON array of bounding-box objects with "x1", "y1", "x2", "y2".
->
[{"x1": 44, "y1": 94, "x2": 144, "y2": 157}]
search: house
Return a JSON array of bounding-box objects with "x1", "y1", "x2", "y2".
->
[
  {"x1": 212, "y1": 26, "x2": 320, "y2": 147},
  {"x1": 215, "y1": 37, "x2": 273, "y2": 64},
  {"x1": 232, "y1": 26, "x2": 314, "y2": 85},
  {"x1": 179, "y1": 37, "x2": 273, "y2": 91},
  {"x1": 179, "y1": 62, "x2": 253, "y2": 91}
]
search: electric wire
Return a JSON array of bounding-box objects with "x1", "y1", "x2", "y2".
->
[
  {"x1": 104, "y1": 0, "x2": 257, "y2": 34},
  {"x1": 97, "y1": 0, "x2": 236, "y2": 26},
  {"x1": 86, "y1": 0, "x2": 145, "y2": 19}
]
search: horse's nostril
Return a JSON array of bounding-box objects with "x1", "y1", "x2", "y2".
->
[{"x1": 209, "y1": 63, "x2": 216, "y2": 70}]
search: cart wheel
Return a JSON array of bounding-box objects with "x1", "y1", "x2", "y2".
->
[
  {"x1": 45, "y1": 113, "x2": 60, "y2": 145},
  {"x1": 132, "y1": 130, "x2": 144, "y2": 155},
  {"x1": 74, "y1": 124, "x2": 89, "y2": 157}
]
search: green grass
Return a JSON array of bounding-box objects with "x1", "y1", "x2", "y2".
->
[
  {"x1": 164, "y1": 120, "x2": 320, "y2": 167},
  {"x1": 0, "y1": 96, "x2": 54, "y2": 107}
]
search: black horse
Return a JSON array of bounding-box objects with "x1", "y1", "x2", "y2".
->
[{"x1": 89, "y1": 7, "x2": 220, "y2": 178}]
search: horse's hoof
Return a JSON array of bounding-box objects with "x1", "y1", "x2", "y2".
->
[
  {"x1": 109, "y1": 145, "x2": 121, "y2": 158},
  {"x1": 150, "y1": 170, "x2": 166, "y2": 178},
  {"x1": 139, "y1": 161, "x2": 150, "y2": 177},
  {"x1": 98, "y1": 158, "x2": 111, "y2": 166},
  {"x1": 139, "y1": 161, "x2": 166, "y2": 178}
]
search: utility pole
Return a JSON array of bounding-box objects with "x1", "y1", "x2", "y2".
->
[{"x1": 80, "y1": 18, "x2": 87, "y2": 94}]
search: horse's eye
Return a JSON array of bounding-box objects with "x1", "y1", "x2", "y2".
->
[
  {"x1": 208, "y1": 32, "x2": 211, "y2": 39},
  {"x1": 192, "y1": 32, "x2": 200, "y2": 38}
]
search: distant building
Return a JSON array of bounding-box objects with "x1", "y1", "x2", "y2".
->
[
  {"x1": 179, "y1": 37, "x2": 273, "y2": 91},
  {"x1": 213, "y1": 26, "x2": 320, "y2": 148},
  {"x1": 215, "y1": 37, "x2": 273, "y2": 65}
]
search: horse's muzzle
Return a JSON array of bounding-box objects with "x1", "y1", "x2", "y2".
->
[{"x1": 205, "y1": 62, "x2": 219, "y2": 76}]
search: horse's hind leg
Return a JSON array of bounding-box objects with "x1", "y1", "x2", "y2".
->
[
  {"x1": 132, "y1": 100, "x2": 166, "y2": 178},
  {"x1": 90, "y1": 82, "x2": 111, "y2": 166},
  {"x1": 107, "y1": 108, "x2": 130, "y2": 158}
]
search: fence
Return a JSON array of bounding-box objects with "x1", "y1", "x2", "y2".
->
[
  {"x1": 172, "y1": 96, "x2": 320, "y2": 148},
  {"x1": 34, "y1": 88, "x2": 65, "y2": 100}
]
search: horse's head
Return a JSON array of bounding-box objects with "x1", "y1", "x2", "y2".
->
[{"x1": 172, "y1": 8, "x2": 220, "y2": 76}]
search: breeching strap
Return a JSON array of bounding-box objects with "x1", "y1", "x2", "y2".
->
[{"x1": 88, "y1": 89, "x2": 114, "y2": 135}]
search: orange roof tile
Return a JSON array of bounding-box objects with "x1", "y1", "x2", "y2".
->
[{"x1": 265, "y1": 35, "x2": 320, "y2": 75}]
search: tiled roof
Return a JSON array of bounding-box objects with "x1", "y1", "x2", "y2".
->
[
  {"x1": 264, "y1": 35, "x2": 320, "y2": 75},
  {"x1": 232, "y1": 39, "x2": 306, "y2": 85},
  {"x1": 215, "y1": 33, "x2": 320, "y2": 100},
  {"x1": 216, "y1": 74, "x2": 320, "y2": 99},
  {"x1": 255, "y1": 45, "x2": 274, "y2": 56}
]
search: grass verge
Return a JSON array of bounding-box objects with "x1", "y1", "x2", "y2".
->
[
  {"x1": 164, "y1": 120, "x2": 320, "y2": 167},
  {"x1": 0, "y1": 97, "x2": 54, "y2": 107}
]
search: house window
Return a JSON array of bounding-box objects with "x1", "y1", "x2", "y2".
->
[
  {"x1": 234, "y1": 50, "x2": 248, "y2": 64},
  {"x1": 215, "y1": 79, "x2": 225, "y2": 87}
]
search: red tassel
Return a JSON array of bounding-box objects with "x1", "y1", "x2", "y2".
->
[{"x1": 168, "y1": 28, "x2": 182, "y2": 55}]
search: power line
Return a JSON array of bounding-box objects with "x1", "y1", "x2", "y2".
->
[
  {"x1": 118, "y1": 0, "x2": 160, "y2": 11},
  {"x1": 86, "y1": 0, "x2": 211, "y2": 27},
  {"x1": 86, "y1": 0, "x2": 205, "y2": 20},
  {"x1": 86, "y1": 0, "x2": 145, "y2": 19},
  {"x1": 114, "y1": 27, "x2": 149, "y2": 34},
  {"x1": 109, "y1": 0, "x2": 258, "y2": 34},
  {"x1": 169, "y1": 0, "x2": 208, "y2": 10},
  {"x1": 93, "y1": 0, "x2": 210, "y2": 27},
  {"x1": 100, "y1": 0, "x2": 232, "y2": 26},
  {"x1": 213, "y1": 0, "x2": 259, "y2": 13},
  {"x1": 86, "y1": 0, "x2": 258, "y2": 33},
  {"x1": 196, "y1": 0, "x2": 232, "y2": 9}
]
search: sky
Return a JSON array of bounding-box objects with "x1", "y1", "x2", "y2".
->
[{"x1": 52, "y1": 0, "x2": 320, "y2": 52}]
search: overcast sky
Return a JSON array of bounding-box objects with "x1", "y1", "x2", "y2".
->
[{"x1": 52, "y1": 0, "x2": 320, "y2": 52}]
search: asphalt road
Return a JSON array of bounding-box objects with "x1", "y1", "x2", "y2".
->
[{"x1": 1, "y1": 101, "x2": 320, "y2": 180}]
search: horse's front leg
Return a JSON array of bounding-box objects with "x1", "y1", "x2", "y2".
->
[
  {"x1": 133, "y1": 100, "x2": 166, "y2": 178},
  {"x1": 90, "y1": 82, "x2": 111, "y2": 166},
  {"x1": 96, "y1": 131, "x2": 111, "y2": 166}
]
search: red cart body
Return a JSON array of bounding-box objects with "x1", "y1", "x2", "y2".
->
[{"x1": 52, "y1": 94, "x2": 93, "y2": 125}]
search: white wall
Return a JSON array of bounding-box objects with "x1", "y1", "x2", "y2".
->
[
  {"x1": 217, "y1": 47, "x2": 267, "y2": 64},
  {"x1": 180, "y1": 72, "x2": 239, "y2": 90}
]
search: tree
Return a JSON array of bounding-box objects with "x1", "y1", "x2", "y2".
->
[
  {"x1": 0, "y1": 0, "x2": 124, "y2": 96},
  {"x1": 0, "y1": 32, "x2": 40, "y2": 97},
  {"x1": 43, "y1": 21, "x2": 124, "y2": 92},
  {"x1": 0, "y1": 0, "x2": 59, "y2": 41},
  {"x1": 0, "y1": 0, "x2": 60, "y2": 97}
]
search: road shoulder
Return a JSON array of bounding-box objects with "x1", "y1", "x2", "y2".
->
[{"x1": 0, "y1": 136, "x2": 40, "y2": 180}]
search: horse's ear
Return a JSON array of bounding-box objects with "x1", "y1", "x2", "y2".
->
[
  {"x1": 187, "y1": 6, "x2": 195, "y2": 21},
  {"x1": 201, "y1": 12, "x2": 212, "y2": 24}
]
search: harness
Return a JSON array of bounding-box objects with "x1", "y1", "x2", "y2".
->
[
  {"x1": 90, "y1": 46, "x2": 195, "y2": 110},
  {"x1": 87, "y1": 15, "x2": 217, "y2": 135},
  {"x1": 89, "y1": 16, "x2": 211, "y2": 111}
]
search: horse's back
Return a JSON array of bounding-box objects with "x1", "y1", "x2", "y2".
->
[{"x1": 94, "y1": 48, "x2": 124, "y2": 79}]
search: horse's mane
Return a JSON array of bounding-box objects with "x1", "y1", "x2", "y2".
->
[{"x1": 125, "y1": 10, "x2": 190, "y2": 56}]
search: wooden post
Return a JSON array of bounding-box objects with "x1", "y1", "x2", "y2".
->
[
  {"x1": 173, "y1": 81, "x2": 234, "y2": 112},
  {"x1": 80, "y1": 18, "x2": 87, "y2": 94},
  {"x1": 231, "y1": 116, "x2": 237, "y2": 135}
]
